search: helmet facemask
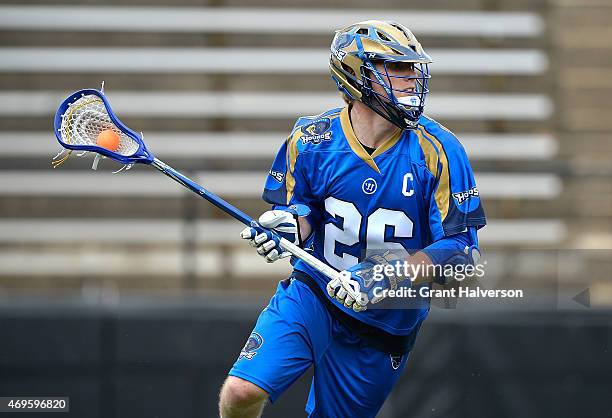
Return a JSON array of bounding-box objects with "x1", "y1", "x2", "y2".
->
[{"x1": 359, "y1": 58, "x2": 430, "y2": 130}]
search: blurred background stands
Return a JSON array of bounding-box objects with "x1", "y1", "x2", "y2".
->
[{"x1": 0, "y1": 0, "x2": 609, "y2": 301}]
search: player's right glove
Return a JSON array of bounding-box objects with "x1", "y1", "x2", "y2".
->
[
  {"x1": 432, "y1": 245, "x2": 481, "y2": 285},
  {"x1": 327, "y1": 251, "x2": 407, "y2": 312},
  {"x1": 240, "y1": 204, "x2": 310, "y2": 263}
]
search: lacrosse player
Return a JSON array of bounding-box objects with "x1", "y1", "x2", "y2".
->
[{"x1": 219, "y1": 20, "x2": 486, "y2": 418}]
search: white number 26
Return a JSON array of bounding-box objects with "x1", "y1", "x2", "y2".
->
[{"x1": 323, "y1": 196, "x2": 413, "y2": 271}]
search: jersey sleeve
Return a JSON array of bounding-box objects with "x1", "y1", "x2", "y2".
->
[
  {"x1": 261, "y1": 138, "x2": 290, "y2": 207},
  {"x1": 261, "y1": 131, "x2": 321, "y2": 227},
  {"x1": 419, "y1": 126, "x2": 487, "y2": 241}
]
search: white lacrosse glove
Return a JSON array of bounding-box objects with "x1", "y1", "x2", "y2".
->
[{"x1": 240, "y1": 204, "x2": 310, "y2": 263}]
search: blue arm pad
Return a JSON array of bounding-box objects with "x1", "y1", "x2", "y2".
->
[
  {"x1": 270, "y1": 203, "x2": 311, "y2": 217},
  {"x1": 421, "y1": 227, "x2": 479, "y2": 267}
]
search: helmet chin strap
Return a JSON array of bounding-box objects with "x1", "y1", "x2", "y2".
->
[
  {"x1": 364, "y1": 90, "x2": 411, "y2": 130},
  {"x1": 358, "y1": 74, "x2": 422, "y2": 131},
  {"x1": 398, "y1": 96, "x2": 422, "y2": 129}
]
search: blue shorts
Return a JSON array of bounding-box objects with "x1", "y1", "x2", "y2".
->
[{"x1": 228, "y1": 278, "x2": 414, "y2": 418}]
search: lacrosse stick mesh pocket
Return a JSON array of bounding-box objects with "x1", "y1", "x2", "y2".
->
[{"x1": 59, "y1": 94, "x2": 139, "y2": 156}]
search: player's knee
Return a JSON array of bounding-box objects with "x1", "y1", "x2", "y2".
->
[{"x1": 219, "y1": 376, "x2": 268, "y2": 410}]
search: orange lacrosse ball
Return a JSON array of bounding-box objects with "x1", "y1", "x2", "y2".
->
[{"x1": 96, "y1": 129, "x2": 120, "y2": 151}]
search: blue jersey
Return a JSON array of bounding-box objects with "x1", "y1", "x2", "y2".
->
[{"x1": 263, "y1": 106, "x2": 486, "y2": 335}]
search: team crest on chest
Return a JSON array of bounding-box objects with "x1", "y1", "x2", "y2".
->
[
  {"x1": 362, "y1": 178, "x2": 377, "y2": 195},
  {"x1": 300, "y1": 118, "x2": 332, "y2": 144},
  {"x1": 239, "y1": 332, "x2": 264, "y2": 360}
]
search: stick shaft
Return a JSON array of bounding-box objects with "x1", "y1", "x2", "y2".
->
[
  {"x1": 150, "y1": 158, "x2": 340, "y2": 281},
  {"x1": 151, "y1": 158, "x2": 253, "y2": 224},
  {"x1": 278, "y1": 238, "x2": 340, "y2": 281}
]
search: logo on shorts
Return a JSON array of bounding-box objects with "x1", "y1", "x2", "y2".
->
[
  {"x1": 390, "y1": 354, "x2": 403, "y2": 370},
  {"x1": 239, "y1": 332, "x2": 264, "y2": 360},
  {"x1": 362, "y1": 178, "x2": 377, "y2": 195}
]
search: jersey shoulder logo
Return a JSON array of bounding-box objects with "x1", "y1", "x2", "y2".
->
[
  {"x1": 239, "y1": 332, "x2": 264, "y2": 360},
  {"x1": 453, "y1": 186, "x2": 479, "y2": 205},
  {"x1": 300, "y1": 118, "x2": 332, "y2": 145},
  {"x1": 269, "y1": 169, "x2": 284, "y2": 183}
]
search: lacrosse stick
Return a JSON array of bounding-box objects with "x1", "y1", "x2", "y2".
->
[{"x1": 52, "y1": 87, "x2": 342, "y2": 283}]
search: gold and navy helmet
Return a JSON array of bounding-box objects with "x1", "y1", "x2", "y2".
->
[{"x1": 329, "y1": 20, "x2": 432, "y2": 130}]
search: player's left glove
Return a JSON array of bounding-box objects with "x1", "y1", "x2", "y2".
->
[{"x1": 326, "y1": 252, "x2": 407, "y2": 312}]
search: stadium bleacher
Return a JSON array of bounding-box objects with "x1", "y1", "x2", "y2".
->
[{"x1": 1, "y1": 2, "x2": 609, "y2": 293}]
